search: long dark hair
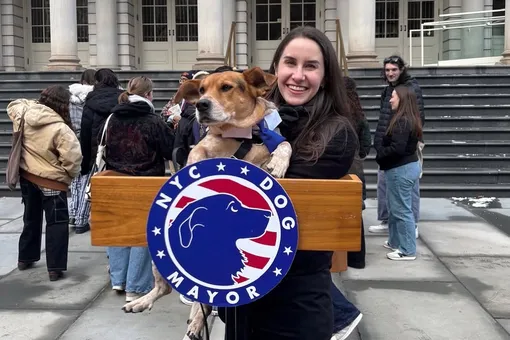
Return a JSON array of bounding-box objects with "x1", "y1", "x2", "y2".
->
[
  {"x1": 94, "y1": 68, "x2": 120, "y2": 89},
  {"x1": 343, "y1": 76, "x2": 365, "y2": 125},
  {"x1": 266, "y1": 26, "x2": 354, "y2": 162},
  {"x1": 38, "y1": 85, "x2": 72, "y2": 127},
  {"x1": 387, "y1": 85, "x2": 423, "y2": 139},
  {"x1": 81, "y1": 69, "x2": 96, "y2": 85}
]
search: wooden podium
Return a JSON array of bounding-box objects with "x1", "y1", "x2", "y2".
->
[{"x1": 89, "y1": 172, "x2": 362, "y2": 272}]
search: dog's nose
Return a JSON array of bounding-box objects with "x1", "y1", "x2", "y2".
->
[{"x1": 196, "y1": 99, "x2": 211, "y2": 112}]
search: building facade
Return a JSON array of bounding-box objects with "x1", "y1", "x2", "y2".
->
[{"x1": 0, "y1": 0, "x2": 509, "y2": 71}]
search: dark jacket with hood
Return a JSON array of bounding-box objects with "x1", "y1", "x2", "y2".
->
[
  {"x1": 374, "y1": 74, "x2": 425, "y2": 152},
  {"x1": 172, "y1": 100, "x2": 201, "y2": 168},
  {"x1": 103, "y1": 99, "x2": 175, "y2": 177},
  {"x1": 220, "y1": 104, "x2": 358, "y2": 340},
  {"x1": 80, "y1": 86, "x2": 124, "y2": 175}
]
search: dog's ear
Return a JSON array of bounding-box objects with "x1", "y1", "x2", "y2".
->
[
  {"x1": 173, "y1": 79, "x2": 201, "y2": 105},
  {"x1": 243, "y1": 67, "x2": 276, "y2": 94},
  {"x1": 178, "y1": 207, "x2": 206, "y2": 248}
]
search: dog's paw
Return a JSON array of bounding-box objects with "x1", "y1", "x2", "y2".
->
[
  {"x1": 266, "y1": 157, "x2": 289, "y2": 178},
  {"x1": 184, "y1": 319, "x2": 206, "y2": 340},
  {"x1": 121, "y1": 297, "x2": 153, "y2": 313},
  {"x1": 183, "y1": 331, "x2": 202, "y2": 340}
]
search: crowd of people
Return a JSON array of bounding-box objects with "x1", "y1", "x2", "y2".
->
[{"x1": 7, "y1": 25, "x2": 424, "y2": 340}]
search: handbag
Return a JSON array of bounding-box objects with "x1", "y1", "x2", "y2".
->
[
  {"x1": 84, "y1": 113, "x2": 114, "y2": 202},
  {"x1": 6, "y1": 112, "x2": 26, "y2": 190}
]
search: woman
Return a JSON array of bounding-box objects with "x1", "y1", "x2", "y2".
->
[
  {"x1": 7, "y1": 86, "x2": 82, "y2": 281},
  {"x1": 68, "y1": 68, "x2": 95, "y2": 231},
  {"x1": 103, "y1": 76, "x2": 175, "y2": 302},
  {"x1": 375, "y1": 85, "x2": 422, "y2": 261},
  {"x1": 79, "y1": 69, "x2": 123, "y2": 234},
  {"x1": 221, "y1": 26, "x2": 358, "y2": 340}
]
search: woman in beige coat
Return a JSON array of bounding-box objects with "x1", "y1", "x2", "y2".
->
[{"x1": 7, "y1": 85, "x2": 82, "y2": 281}]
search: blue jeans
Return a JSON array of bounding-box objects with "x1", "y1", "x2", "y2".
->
[
  {"x1": 107, "y1": 247, "x2": 154, "y2": 294},
  {"x1": 331, "y1": 280, "x2": 361, "y2": 332},
  {"x1": 377, "y1": 169, "x2": 420, "y2": 223},
  {"x1": 385, "y1": 161, "x2": 421, "y2": 256}
]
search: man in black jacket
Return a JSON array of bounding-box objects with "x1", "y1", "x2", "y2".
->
[{"x1": 369, "y1": 56, "x2": 425, "y2": 238}]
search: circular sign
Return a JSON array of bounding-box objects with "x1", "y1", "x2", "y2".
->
[{"x1": 146, "y1": 157, "x2": 298, "y2": 307}]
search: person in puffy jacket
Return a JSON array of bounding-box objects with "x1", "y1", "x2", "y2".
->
[
  {"x1": 7, "y1": 85, "x2": 82, "y2": 282},
  {"x1": 68, "y1": 69, "x2": 95, "y2": 233},
  {"x1": 78, "y1": 68, "x2": 123, "y2": 234}
]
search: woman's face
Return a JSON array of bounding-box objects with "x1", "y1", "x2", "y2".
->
[
  {"x1": 275, "y1": 37, "x2": 325, "y2": 106},
  {"x1": 390, "y1": 90, "x2": 399, "y2": 111}
]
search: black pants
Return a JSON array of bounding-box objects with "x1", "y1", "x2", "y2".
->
[
  {"x1": 19, "y1": 177, "x2": 69, "y2": 271},
  {"x1": 348, "y1": 219, "x2": 366, "y2": 268}
]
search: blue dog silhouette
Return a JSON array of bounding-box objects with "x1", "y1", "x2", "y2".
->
[{"x1": 169, "y1": 193, "x2": 271, "y2": 286}]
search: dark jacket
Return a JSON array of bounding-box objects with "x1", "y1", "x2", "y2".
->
[
  {"x1": 374, "y1": 75, "x2": 425, "y2": 152},
  {"x1": 221, "y1": 104, "x2": 358, "y2": 340},
  {"x1": 375, "y1": 117, "x2": 419, "y2": 171},
  {"x1": 80, "y1": 86, "x2": 124, "y2": 175},
  {"x1": 102, "y1": 100, "x2": 175, "y2": 177},
  {"x1": 349, "y1": 117, "x2": 371, "y2": 203},
  {"x1": 172, "y1": 101, "x2": 201, "y2": 168}
]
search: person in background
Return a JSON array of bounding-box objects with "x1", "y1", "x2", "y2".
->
[
  {"x1": 370, "y1": 55, "x2": 424, "y2": 239},
  {"x1": 160, "y1": 70, "x2": 196, "y2": 128},
  {"x1": 375, "y1": 85, "x2": 422, "y2": 261},
  {"x1": 79, "y1": 69, "x2": 124, "y2": 234},
  {"x1": 68, "y1": 68, "x2": 95, "y2": 231},
  {"x1": 103, "y1": 76, "x2": 175, "y2": 303},
  {"x1": 7, "y1": 86, "x2": 82, "y2": 281}
]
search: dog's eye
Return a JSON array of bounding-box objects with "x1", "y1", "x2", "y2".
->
[
  {"x1": 221, "y1": 84, "x2": 233, "y2": 92},
  {"x1": 199, "y1": 87, "x2": 205, "y2": 94}
]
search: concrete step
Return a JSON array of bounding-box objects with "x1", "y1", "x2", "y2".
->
[
  {"x1": 363, "y1": 154, "x2": 510, "y2": 170},
  {"x1": 365, "y1": 183, "x2": 510, "y2": 198},
  {"x1": 364, "y1": 168, "x2": 510, "y2": 185},
  {"x1": 416, "y1": 140, "x2": 510, "y2": 154},
  {"x1": 348, "y1": 66, "x2": 510, "y2": 77},
  {"x1": 356, "y1": 84, "x2": 510, "y2": 96},
  {"x1": 367, "y1": 116, "x2": 510, "y2": 129},
  {"x1": 369, "y1": 127, "x2": 510, "y2": 141},
  {"x1": 363, "y1": 104, "x2": 510, "y2": 118},
  {"x1": 352, "y1": 74, "x2": 510, "y2": 86},
  {"x1": 0, "y1": 70, "x2": 183, "y2": 81},
  {"x1": 0, "y1": 79, "x2": 181, "y2": 90},
  {"x1": 360, "y1": 94, "x2": 510, "y2": 107}
]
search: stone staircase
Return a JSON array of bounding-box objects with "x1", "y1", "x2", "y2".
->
[{"x1": 0, "y1": 67, "x2": 510, "y2": 197}]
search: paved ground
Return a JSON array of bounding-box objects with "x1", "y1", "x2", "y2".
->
[{"x1": 1, "y1": 196, "x2": 509, "y2": 340}]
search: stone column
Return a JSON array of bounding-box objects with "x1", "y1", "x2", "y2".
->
[
  {"x1": 223, "y1": 0, "x2": 236, "y2": 58},
  {"x1": 346, "y1": 0, "x2": 378, "y2": 67},
  {"x1": 96, "y1": 0, "x2": 119, "y2": 69},
  {"x1": 47, "y1": 0, "x2": 81, "y2": 70},
  {"x1": 337, "y1": 0, "x2": 349, "y2": 55},
  {"x1": 461, "y1": 0, "x2": 485, "y2": 59},
  {"x1": 0, "y1": 10, "x2": 3, "y2": 71},
  {"x1": 193, "y1": 0, "x2": 225, "y2": 70},
  {"x1": 500, "y1": 0, "x2": 510, "y2": 64}
]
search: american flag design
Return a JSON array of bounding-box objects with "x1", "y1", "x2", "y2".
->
[{"x1": 165, "y1": 176, "x2": 281, "y2": 285}]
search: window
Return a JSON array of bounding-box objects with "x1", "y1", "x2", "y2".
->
[
  {"x1": 142, "y1": 0, "x2": 169, "y2": 42},
  {"x1": 493, "y1": 0, "x2": 505, "y2": 36},
  {"x1": 375, "y1": 0, "x2": 399, "y2": 38},
  {"x1": 407, "y1": 0, "x2": 435, "y2": 37},
  {"x1": 175, "y1": 0, "x2": 198, "y2": 42},
  {"x1": 289, "y1": 0, "x2": 316, "y2": 31},
  {"x1": 31, "y1": 0, "x2": 50, "y2": 43},
  {"x1": 255, "y1": 0, "x2": 282, "y2": 41},
  {"x1": 77, "y1": 0, "x2": 89, "y2": 42}
]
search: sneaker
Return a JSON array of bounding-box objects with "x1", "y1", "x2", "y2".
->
[
  {"x1": 386, "y1": 250, "x2": 416, "y2": 261},
  {"x1": 179, "y1": 294, "x2": 194, "y2": 306},
  {"x1": 383, "y1": 241, "x2": 397, "y2": 251},
  {"x1": 75, "y1": 223, "x2": 90, "y2": 234},
  {"x1": 48, "y1": 271, "x2": 64, "y2": 281},
  {"x1": 368, "y1": 222, "x2": 388, "y2": 234},
  {"x1": 331, "y1": 313, "x2": 363, "y2": 340},
  {"x1": 212, "y1": 306, "x2": 218, "y2": 316},
  {"x1": 17, "y1": 261, "x2": 35, "y2": 271},
  {"x1": 69, "y1": 217, "x2": 76, "y2": 227},
  {"x1": 112, "y1": 285, "x2": 125, "y2": 293},
  {"x1": 126, "y1": 292, "x2": 145, "y2": 302},
  {"x1": 415, "y1": 225, "x2": 419, "y2": 239}
]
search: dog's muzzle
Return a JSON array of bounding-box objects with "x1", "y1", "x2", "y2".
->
[{"x1": 196, "y1": 99, "x2": 212, "y2": 122}]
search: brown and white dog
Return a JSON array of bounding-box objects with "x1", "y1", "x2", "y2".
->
[{"x1": 122, "y1": 67, "x2": 292, "y2": 340}]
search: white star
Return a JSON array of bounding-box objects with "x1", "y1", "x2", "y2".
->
[
  {"x1": 273, "y1": 267, "x2": 282, "y2": 276},
  {"x1": 156, "y1": 250, "x2": 166, "y2": 259},
  {"x1": 240, "y1": 166, "x2": 250, "y2": 175},
  {"x1": 152, "y1": 227, "x2": 161, "y2": 236},
  {"x1": 217, "y1": 162, "x2": 226, "y2": 171},
  {"x1": 283, "y1": 247, "x2": 293, "y2": 255}
]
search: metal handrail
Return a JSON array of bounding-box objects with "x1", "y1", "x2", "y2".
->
[
  {"x1": 335, "y1": 19, "x2": 349, "y2": 76},
  {"x1": 439, "y1": 9, "x2": 505, "y2": 18},
  {"x1": 411, "y1": 12, "x2": 505, "y2": 66},
  {"x1": 224, "y1": 21, "x2": 237, "y2": 68}
]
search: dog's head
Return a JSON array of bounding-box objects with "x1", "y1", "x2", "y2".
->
[
  {"x1": 174, "y1": 193, "x2": 272, "y2": 249},
  {"x1": 173, "y1": 67, "x2": 277, "y2": 129}
]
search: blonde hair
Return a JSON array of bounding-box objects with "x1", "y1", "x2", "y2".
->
[{"x1": 118, "y1": 76, "x2": 153, "y2": 103}]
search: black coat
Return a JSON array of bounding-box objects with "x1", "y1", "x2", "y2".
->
[
  {"x1": 375, "y1": 117, "x2": 419, "y2": 171},
  {"x1": 172, "y1": 101, "x2": 200, "y2": 168},
  {"x1": 220, "y1": 105, "x2": 358, "y2": 340},
  {"x1": 374, "y1": 75, "x2": 425, "y2": 153},
  {"x1": 80, "y1": 87, "x2": 124, "y2": 175},
  {"x1": 103, "y1": 101, "x2": 175, "y2": 177}
]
